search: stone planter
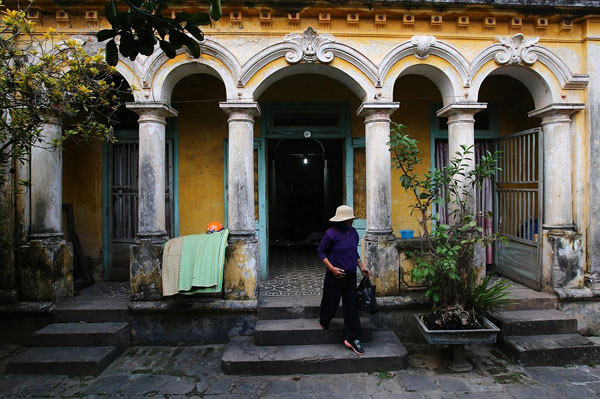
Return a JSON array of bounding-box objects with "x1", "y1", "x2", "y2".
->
[{"x1": 414, "y1": 313, "x2": 500, "y2": 372}]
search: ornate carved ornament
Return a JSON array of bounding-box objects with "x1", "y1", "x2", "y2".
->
[
  {"x1": 411, "y1": 35, "x2": 437, "y2": 60},
  {"x1": 495, "y1": 33, "x2": 539, "y2": 65},
  {"x1": 283, "y1": 27, "x2": 335, "y2": 63}
]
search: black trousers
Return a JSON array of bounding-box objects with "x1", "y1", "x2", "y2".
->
[{"x1": 319, "y1": 270, "x2": 362, "y2": 341}]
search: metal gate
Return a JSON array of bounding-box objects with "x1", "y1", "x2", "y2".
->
[
  {"x1": 494, "y1": 128, "x2": 543, "y2": 290},
  {"x1": 107, "y1": 138, "x2": 174, "y2": 280}
]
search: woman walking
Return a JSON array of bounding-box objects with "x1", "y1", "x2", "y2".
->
[{"x1": 317, "y1": 205, "x2": 370, "y2": 355}]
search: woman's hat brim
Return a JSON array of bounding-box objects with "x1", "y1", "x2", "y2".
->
[{"x1": 329, "y1": 216, "x2": 356, "y2": 222}]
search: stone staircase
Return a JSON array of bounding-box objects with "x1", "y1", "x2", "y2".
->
[
  {"x1": 221, "y1": 295, "x2": 408, "y2": 375},
  {"x1": 489, "y1": 283, "x2": 600, "y2": 366},
  {"x1": 7, "y1": 288, "x2": 130, "y2": 376}
]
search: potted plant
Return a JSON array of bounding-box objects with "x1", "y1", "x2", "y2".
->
[{"x1": 388, "y1": 123, "x2": 511, "y2": 372}]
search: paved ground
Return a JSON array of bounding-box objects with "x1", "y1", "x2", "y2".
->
[{"x1": 1, "y1": 341, "x2": 600, "y2": 398}]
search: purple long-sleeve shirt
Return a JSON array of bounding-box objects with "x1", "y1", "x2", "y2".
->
[{"x1": 317, "y1": 224, "x2": 360, "y2": 274}]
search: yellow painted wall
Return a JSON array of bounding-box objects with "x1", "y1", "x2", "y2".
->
[
  {"x1": 173, "y1": 74, "x2": 229, "y2": 235},
  {"x1": 391, "y1": 75, "x2": 440, "y2": 236},
  {"x1": 62, "y1": 140, "x2": 104, "y2": 260}
]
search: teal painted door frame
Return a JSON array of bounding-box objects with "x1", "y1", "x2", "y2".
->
[
  {"x1": 223, "y1": 138, "x2": 268, "y2": 279},
  {"x1": 224, "y1": 102, "x2": 359, "y2": 279}
]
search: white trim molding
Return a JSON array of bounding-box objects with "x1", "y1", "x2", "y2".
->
[
  {"x1": 239, "y1": 27, "x2": 379, "y2": 88},
  {"x1": 378, "y1": 35, "x2": 470, "y2": 88},
  {"x1": 470, "y1": 33, "x2": 589, "y2": 90}
]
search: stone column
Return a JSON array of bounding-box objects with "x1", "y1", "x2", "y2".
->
[
  {"x1": 529, "y1": 104, "x2": 584, "y2": 290},
  {"x1": 220, "y1": 101, "x2": 261, "y2": 300},
  {"x1": 357, "y1": 102, "x2": 399, "y2": 295},
  {"x1": 584, "y1": 20, "x2": 600, "y2": 291},
  {"x1": 19, "y1": 119, "x2": 73, "y2": 302},
  {"x1": 437, "y1": 103, "x2": 487, "y2": 283},
  {"x1": 437, "y1": 103, "x2": 487, "y2": 206},
  {"x1": 126, "y1": 102, "x2": 178, "y2": 301}
]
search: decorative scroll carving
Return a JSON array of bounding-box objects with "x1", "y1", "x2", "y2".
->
[
  {"x1": 283, "y1": 27, "x2": 335, "y2": 63},
  {"x1": 495, "y1": 33, "x2": 539, "y2": 65},
  {"x1": 411, "y1": 35, "x2": 437, "y2": 60}
]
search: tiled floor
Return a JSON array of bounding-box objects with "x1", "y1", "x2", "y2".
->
[
  {"x1": 260, "y1": 246, "x2": 325, "y2": 296},
  {"x1": 78, "y1": 282, "x2": 130, "y2": 298}
]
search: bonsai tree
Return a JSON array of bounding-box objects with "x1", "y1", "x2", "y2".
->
[{"x1": 388, "y1": 122, "x2": 510, "y2": 330}]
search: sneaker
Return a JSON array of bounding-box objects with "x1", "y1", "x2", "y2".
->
[{"x1": 344, "y1": 339, "x2": 365, "y2": 355}]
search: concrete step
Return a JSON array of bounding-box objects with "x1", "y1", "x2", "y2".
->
[
  {"x1": 490, "y1": 309, "x2": 578, "y2": 336},
  {"x1": 257, "y1": 295, "x2": 342, "y2": 320},
  {"x1": 499, "y1": 285, "x2": 557, "y2": 311},
  {"x1": 6, "y1": 346, "x2": 123, "y2": 376},
  {"x1": 255, "y1": 318, "x2": 372, "y2": 346},
  {"x1": 500, "y1": 334, "x2": 600, "y2": 366},
  {"x1": 222, "y1": 331, "x2": 408, "y2": 375},
  {"x1": 53, "y1": 297, "x2": 129, "y2": 323},
  {"x1": 33, "y1": 322, "x2": 130, "y2": 348}
]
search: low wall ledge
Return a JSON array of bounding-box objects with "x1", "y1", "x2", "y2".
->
[
  {"x1": 555, "y1": 287, "x2": 600, "y2": 301},
  {"x1": 396, "y1": 237, "x2": 427, "y2": 251},
  {"x1": 129, "y1": 298, "x2": 258, "y2": 313},
  {"x1": 0, "y1": 302, "x2": 54, "y2": 315},
  {"x1": 378, "y1": 290, "x2": 430, "y2": 309}
]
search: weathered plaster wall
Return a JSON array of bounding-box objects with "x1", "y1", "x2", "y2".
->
[
  {"x1": 391, "y1": 75, "x2": 438, "y2": 235},
  {"x1": 173, "y1": 74, "x2": 229, "y2": 235},
  {"x1": 586, "y1": 19, "x2": 600, "y2": 283},
  {"x1": 62, "y1": 141, "x2": 104, "y2": 261}
]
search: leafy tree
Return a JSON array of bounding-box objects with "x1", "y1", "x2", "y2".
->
[
  {"x1": 388, "y1": 123, "x2": 510, "y2": 329},
  {"x1": 0, "y1": 3, "x2": 126, "y2": 187},
  {"x1": 98, "y1": 0, "x2": 222, "y2": 66}
]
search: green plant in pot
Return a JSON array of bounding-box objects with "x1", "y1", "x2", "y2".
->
[{"x1": 388, "y1": 122, "x2": 511, "y2": 372}]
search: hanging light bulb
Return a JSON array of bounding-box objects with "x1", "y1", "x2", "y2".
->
[{"x1": 303, "y1": 158, "x2": 308, "y2": 164}]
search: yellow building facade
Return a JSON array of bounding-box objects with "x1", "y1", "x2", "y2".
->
[{"x1": 12, "y1": 1, "x2": 600, "y2": 335}]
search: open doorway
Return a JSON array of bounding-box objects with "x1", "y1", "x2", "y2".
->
[{"x1": 263, "y1": 138, "x2": 343, "y2": 296}]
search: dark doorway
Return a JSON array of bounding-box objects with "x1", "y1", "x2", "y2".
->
[{"x1": 268, "y1": 139, "x2": 343, "y2": 245}]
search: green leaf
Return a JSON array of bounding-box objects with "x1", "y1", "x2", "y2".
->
[
  {"x1": 105, "y1": 2, "x2": 118, "y2": 26},
  {"x1": 175, "y1": 12, "x2": 191, "y2": 22},
  {"x1": 156, "y1": 0, "x2": 169, "y2": 14},
  {"x1": 188, "y1": 11, "x2": 212, "y2": 26},
  {"x1": 118, "y1": 11, "x2": 133, "y2": 30},
  {"x1": 159, "y1": 40, "x2": 176, "y2": 58},
  {"x1": 184, "y1": 36, "x2": 200, "y2": 58},
  {"x1": 106, "y1": 39, "x2": 118, "y2": 66},
  {"x1": 208, "y1": 0, "x2": 222, "y2": 21},
  {"x1": 97, "y1": 29, "x2": 116, "y2": 42},
  {"x1": 186, "y1": 25, "x2": 204, "y2": 42}
]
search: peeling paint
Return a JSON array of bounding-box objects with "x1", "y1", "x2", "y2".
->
[
  {"x1": 224, "y1": 237, "x2": 259, "y2": 300},
  {"x1": 130, "y1": 240, "x2": 164, "y2": 301},
  {"x1": 18, "y1": 241, "x2": 73, "y2": 302},
  {"x1": 365, "y1": 235, "x2": 399, "y2": 296},
  {"x1": 548, "y1": 230, "x2": 585, "y2": 290}
]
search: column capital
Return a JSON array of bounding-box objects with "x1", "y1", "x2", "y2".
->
[
  {"x1": 357, "y1": 102, "x2": 399, "y2": 122},
  {"x1": 436, "y1": 102, "x2": 487, "y2": 124},
  {"x1": 126, "y1": 102, "x2": 178, "y2": 125},
  {"x1": 220, "y1": 101, "x2": 261, "y2": 122},
  {"x1": 528, "y1": 103, "x2": 585, "y2": 125}
]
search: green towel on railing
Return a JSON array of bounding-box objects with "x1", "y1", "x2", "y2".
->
[{"x1": 177, "y1": 229, "x2": 229, "y2": 294}]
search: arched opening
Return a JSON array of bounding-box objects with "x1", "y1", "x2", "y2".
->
[
  {"x1": 252, "y1": 63, "x2": 368, "y2": 102},
  {"x1": 257, "y1": 73, "x2": 362, "y2": 296},
  {"x1": 477, "y1": 74, "x2": 543, "y2": 289},
  {"x1": 62, "y1": 73, "x2": 136, "y2": 283},
  {"x1": 391, "y1": 74, "x2": 443, "y2": 253},
  {"x1": 171, "y1": 73, "x2": 228, "y2": 237}
]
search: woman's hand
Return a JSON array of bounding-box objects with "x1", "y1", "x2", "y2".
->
[
  {"x1": 360, "y1": 266, "x2": 370, "y2": 277},
  {"x1": 330, "y1": 267, "x2": 346, "y2": 279}
]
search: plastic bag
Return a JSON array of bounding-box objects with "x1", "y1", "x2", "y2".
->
[{"x1": 357, "y1": 276, "x2": 377, "y2": 314}]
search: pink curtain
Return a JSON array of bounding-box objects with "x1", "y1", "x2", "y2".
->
[{"x1": 435, "y1": 140, "x2": 494, "y2": 264}]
